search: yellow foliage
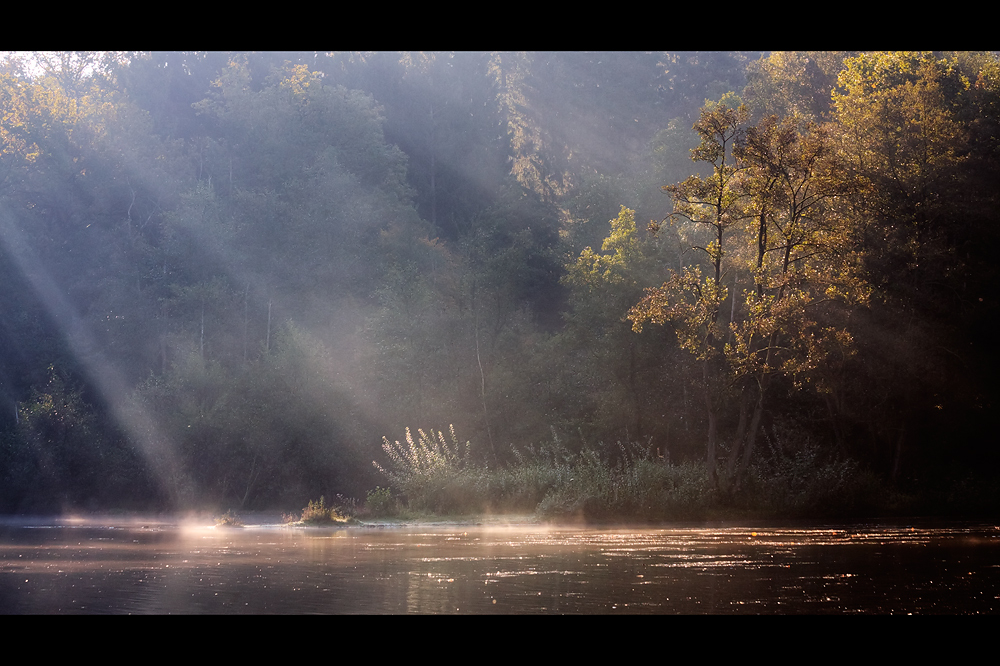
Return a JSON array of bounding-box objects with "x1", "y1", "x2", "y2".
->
[
  {"x1": 564, "y1": 206, "x2": 639, "y2": 290},
  {"x1": 632, "y1": 94, "x2": 871, "y2": 390}
]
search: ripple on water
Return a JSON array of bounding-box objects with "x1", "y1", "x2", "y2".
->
[{"x1": 1, "y1": 521, "x2": 998, "y2": 613}]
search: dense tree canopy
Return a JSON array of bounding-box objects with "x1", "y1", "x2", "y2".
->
[{"x1": 1, "y1": 51, "x2": 997, "y2": 517}]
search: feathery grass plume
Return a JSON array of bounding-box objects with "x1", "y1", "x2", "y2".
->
[
  {"x1": 374, "y1": 426, "x2": 482, "y2": 513},
  {"x1": 373, "y1": 423, "x2": 888, "y2": 520}
]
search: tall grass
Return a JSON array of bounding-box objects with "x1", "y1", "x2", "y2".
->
[
  {"x1": 735, "y1": 426, "x2": 888, "y2": 518},
  {"x1": 533, "y1": 442, "x2": 714, "y2": 521},
  {"x1": 372, "y1": 425, "x2": 891, "y2": 521},
  {"x1": 375, "y1": 426, "x2": 487, "y2": 514},
  {"x1": 374, "y1": 427, "x2": 717, "y2": 520},
  {"x1": 488, "y1": 430, "x2": 576, "y2": 512}
]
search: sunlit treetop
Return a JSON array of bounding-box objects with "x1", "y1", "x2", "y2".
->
[{"x1": 564, "y1": 206, "x2": 641, "y2": 290}]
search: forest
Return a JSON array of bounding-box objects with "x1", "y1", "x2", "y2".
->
[{"x1": 1, "y1": 51, "x2": 997, "y2": 519}]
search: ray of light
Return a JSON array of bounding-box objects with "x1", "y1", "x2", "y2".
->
[{"x1": 0, "y1": 205, "x2": 189, "y2": 505}]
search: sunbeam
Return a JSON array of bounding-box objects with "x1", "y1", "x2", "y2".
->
[{"x1": 0, "y1": 205, "x2": 188, "y2": 505}]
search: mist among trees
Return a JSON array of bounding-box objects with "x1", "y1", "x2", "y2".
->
[{"x1": 1, "y1": 51, "x2": 997, "y2": 518}]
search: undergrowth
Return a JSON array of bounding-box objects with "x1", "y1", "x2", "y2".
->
[
  {"x1": 734, "y1": 426, "x2": 890, "y2": 518},
  {"x1": 287, "y1": 495, "x2": 353, "y2": 525},
  {"x1": 215, "y1": 509, "x2": 244, "y2": 527},
  {"x1": 372, "y1": 425, "x2": 893, "y2": 522}
]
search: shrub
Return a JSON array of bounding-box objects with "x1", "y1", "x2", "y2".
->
[
  {"x1": 215, "y1": 510, "x2": 244, "y2": 527},
  {"x1": 365, "y1": 486, "x2": 398, "y2": 517},
  {"x1": 373, "y1": 426, "x2": 727, "y2": 520},
  {"x1": 298, "y1": 496, "x2": 349, "y2": 525},
  {"x1": 488, "y1": 431, "x2": 576, "y2": 511},
  {"x1": 534, "y1": 442, "x2": 715, "y2": 521},
  {"x1": 375, "y1": 426, "x2": 487, "y2": 514},
  {"x1": 736, "y1": 425, "x2": 880, "y2": 518}
]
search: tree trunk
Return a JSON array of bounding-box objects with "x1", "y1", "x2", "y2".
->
[
  {"x1": 725, "y1": 384, "x2": 752, "y2": 488},
  {"x1": 735, "y1": 390, "x2": 766, "y2": 491},
  {"x1": 703, "y1": 361, "x2": 718, "y2": 487},
  {"x1": 824, "y1": 392, "x2": 846, "y2": 450}
]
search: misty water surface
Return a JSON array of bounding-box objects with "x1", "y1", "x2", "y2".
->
[{"x1": 1, "y1": 518, "x2": 997, "y2": 614}]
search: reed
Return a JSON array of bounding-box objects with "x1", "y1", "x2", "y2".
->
[
  {"x1": 375, "y1": 426, "x2": 487, "y2": 514},
  {"x1": 373, "y1": 425, "x2": 890, "y2": 521}
]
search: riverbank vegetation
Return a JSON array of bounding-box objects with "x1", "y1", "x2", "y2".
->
[
  {"x1": 0, "y1": 51, "x2": 998, "y2": 521},
  {"x1": 283, "y1": 496, "x2": 357, "y2": 526},
  {"x1": 368, "y1": 426, "x2": 904, "y2": 521}
]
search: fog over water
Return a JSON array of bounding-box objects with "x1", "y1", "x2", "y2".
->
[{"x1": 2, "y1": 518, "x2": 997, "y2": 614}]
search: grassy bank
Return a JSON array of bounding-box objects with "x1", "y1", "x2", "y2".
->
[{"x1": 365, "y1": 427, "x2": 911, "y2": 523}]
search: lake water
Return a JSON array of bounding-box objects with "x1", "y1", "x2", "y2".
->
[{"x1": 1, "y1": 517, "x2": 997, "y2": 613}]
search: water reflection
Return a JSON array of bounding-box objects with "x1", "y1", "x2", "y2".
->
[{"x1": 0, "y1": 519, "x2": 997, "y2": 613}]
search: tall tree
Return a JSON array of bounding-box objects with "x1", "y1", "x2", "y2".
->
[
  {"x1": 629, "y1": 100, "x2": 750, "y2": 485},
  {"x1": 630, "y1": 97, "x2": 868, "y2": 488},
  {"x1": 829, "y1": 51, "x2": 1000, "y2": 479},
  {"x1": 721, "y1": 114, "x2": 865, "y2": 487}
]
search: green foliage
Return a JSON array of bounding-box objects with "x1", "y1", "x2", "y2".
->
[
  {"x1": 3, "y1": 51, "x2": 1000, "y2": 518},
  {"x1": 0, "y1": 365, "x2": 154, "y2": 512},
  {"x1": 487, "y1": 432, "x2": 577, "y2": 511},
  {"x1": 373, "y1": 424, "x2": 898, "y2": 521},
  {"x1": 534, "y1": 444, "x2": 715, "y2": 521},
  {"x1": 743, "y1": 51, "x2": 851, "y2": 121},
  {"x1": 196, "y1": 59, "x2": 411, "y2": 196},
  {"x1": 559, "y1": 202, "x2": 684, "y2": 448},
  {"x1": 630, "y1": 100, "x2": 750, "y2": 344},
  {"x1": 375, "y1": 427, "x2": 719, "y2": 520},
  {"x1": 564, "y1": 206, "x2": 640, "y2": 290},
  {"x1": 364, "y1": 486, "x2": 398, "y2": 518},
  {"x1": 649, "y1": 118, "x2": 703, "y2": 188},
  {"x1": 737, "y1": 425, "x2": 886, "y2": 518},
  {"x1": 14, "y1": 369, "x2": 100, "y2": 507},
  {"x1": 127, "y1": 322, "x2": 369, "y2": 509},
  {"x1": 375, "y1": 426, "x2": 485, "y2": 514},
  {"x1": 833, "y1": 52, "x2": 969, "y2": 208}
]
